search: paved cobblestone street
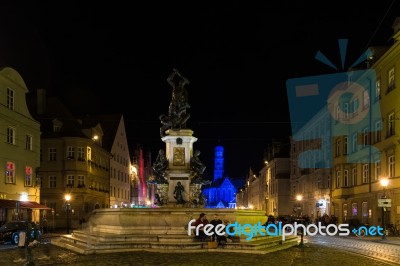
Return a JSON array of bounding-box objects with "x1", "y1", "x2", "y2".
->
[{"x1": 0, "y1": 241, "x2": 396, "y2": 266}]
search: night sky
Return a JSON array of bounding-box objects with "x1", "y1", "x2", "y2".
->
[{"x1": 1, "y1": 1, "x2": 400, "y2": 179}]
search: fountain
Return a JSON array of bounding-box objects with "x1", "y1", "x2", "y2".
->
[{"x1": 52, "y1": 69, "x2": 299, "y2": 254}]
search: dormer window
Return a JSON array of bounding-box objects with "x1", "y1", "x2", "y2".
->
[{"x1": 52, "y1": 119, "x2": 63, "y2": 133}]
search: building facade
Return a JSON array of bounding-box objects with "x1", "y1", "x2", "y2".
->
[
  {"x1": 81, "y1": 115, "x2": 131, "y2": 208},
  {"x1": 28, "y1": 90, "x2": 111, "y2": 230},
  {"x1": 0, "y1": 67, "x2": 45, "y2": 224}
]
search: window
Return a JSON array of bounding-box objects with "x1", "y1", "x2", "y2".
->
[
  {"x1": 352, "y1": 133, "x2": 357, "y2": 153},
  {"x1": 376, "y1": 79, "x2": 381, "y2": 99},
  {"x1": 389, "y1": 155, "x2": 395, "y2": 177},
  {"x1": 343, "y1": 136, "x2": 348, "y2": 155},
  {"x1": 344, "y1": 103, "x2": 349, "y2": 119},
  {"x1": 363, "y1": 127, "x2": 369, "y2": 147},
  {"x1": 336, "y1": 138, "x2": 340, "y2": 156},
  {"x1": 352, "y1": 203, "x2": 358, "y2": 217},
  {"x1": 87, "y1": 147, "x2": 92, "y2": 161},
  {"x1": 388, "y1": 67, "x2": 395, "y2": 91},
  {"x1": 362, "y1": 164, "x2": 369, "y2": 183},
  {"x1": 7, "y1": 88, "x2": 14, "y2": 110},
  {"x1": 362, "y1": 202, "x2": 368, "y2": 224},
  {"x1": 53, "y1": 125, "x2": 61, "y2": 133},
  {"x1": 6, "y1": 162, "x2": 15, "y2": 183},
  {"x1": 363, "y1": 89, "x2": 369, "y2": 108},
  {"x1": 375, "y1": 120, "x2": 381, "y2": 143},
  {"x1": 352, "y1": 168, "x2": 357, "y2": 186},
  {"x1": 352, "y1": 98, "x2": 359, "y2": 116},
  {"x1": 67, "y1": 175, "x2": 75, "y2": 187},
  {"x1": 78, "y1": 147, "x2": 85, "y2": 161},
  {"x1": 343, "y1": 170, "x2": 349, "y2": 187},
  {"x1": 25, "y1": 166, "x2": 33, "y2": 187},
  {"x1": 78, "y1": 175, "x2": 85, "y2": 187},
  {"x1": 388, "y1": 112, "x2": 395, "y2": 136},
  {"x1": 343, "y1": 204, "x2": 348, "y2": 222},
  {"x1": 25, "y1": 134, "x2": 33, "y2": 150},
  {"x1": 374, "y1": 160, "x2": 381, "y2": 181},
  {"x1": 49, "y1": 148, "x2": 57, "y2": 161},
  {"x1": 336, "y1": 171, "x2": 340, "y2": 188},
  {"x1": 67, "y1": 146, "x2": 75, "y2": 159},
  {"x1": 7, "y1": 127, "x2": 15, "y2": 144},
  {"x1": 336, "y1": 105, "x2": 340, "y2": 120},
  {"x1": 49, "y1": 176, "x2": 57, "y2": 188}
]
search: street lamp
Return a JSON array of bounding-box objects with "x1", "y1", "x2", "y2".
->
[
  {"x1": 296, "y1": 194, "x2": 303, "y2": 217},
  {"x1": 380, "y1": 178, "x2": 389, "y2": 240},
  {"x1": 65, "y1": 194, "x2": 71, "y2": 234}
]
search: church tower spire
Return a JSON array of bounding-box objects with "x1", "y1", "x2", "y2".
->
[{"x1": 213, "y1": 145, "x2": 224, "y2": 181}]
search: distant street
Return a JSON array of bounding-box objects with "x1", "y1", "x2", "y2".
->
[{"x1": 305, "y1": 235, "x2": 400, "y2": 265}]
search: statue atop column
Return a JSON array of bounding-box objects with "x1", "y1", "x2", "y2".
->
[{"x1": 159, "y1": 68, "x2": 191, "y2": 137}]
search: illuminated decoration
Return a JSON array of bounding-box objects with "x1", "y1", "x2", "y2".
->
[
  {"x1": 7, "y1": 162, "x2": 14, "y2": 170},
  {"x1": 138, "y1": 148, "x2": 147, "y2": 204},
  {"x1": 213, "y1": 146, "x2": 224, "y2": 181},
  {"x1": 131, "y1": 165, "x2": 137, "y2": 175},
  {"x1": 202, "y1": 145, "x2": 244, "y2": 208},
  {"x1": 25, "y1": 166, "x2": 32, "y2": 175},
  {"x1": 92, "y1": 135, "x2": 99, "y2": 141}
]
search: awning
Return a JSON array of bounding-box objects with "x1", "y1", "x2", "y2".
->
[
  {"x1": 20, "y1": 201, "x2": 51, "y2": 210},
  {"x1": 0, "y1": 199, "x2": 51, "y2": 210}
]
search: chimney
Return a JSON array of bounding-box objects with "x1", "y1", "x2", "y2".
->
[{"x1": 37, "y1": 89, "x2": 46, "y2": 115}]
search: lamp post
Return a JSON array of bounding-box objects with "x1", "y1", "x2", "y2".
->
[
  {"x1": 380, "y1": 178, "x2": 389, "y2": 240},
  {"x1": 51, "y1": 208, "x2": 55, "y2": 232},
  {"x1": 296, "y1": 194, "x2": 304, "y2": 248},
  {"x1": 65, "y1": 194, "x2": 71, "y2": 234}
]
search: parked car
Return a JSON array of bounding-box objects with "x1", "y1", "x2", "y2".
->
[{"x1": 0, "y1": 221, "x2": 42, "y2": 245}]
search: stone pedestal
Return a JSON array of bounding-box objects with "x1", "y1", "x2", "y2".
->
[{"x1": 162, "y1": 129, "x2": 197, "y2": 205}]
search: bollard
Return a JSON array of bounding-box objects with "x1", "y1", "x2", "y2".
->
[{"x1": 298, "y1": 228, "x2": 305, "y2": 248}]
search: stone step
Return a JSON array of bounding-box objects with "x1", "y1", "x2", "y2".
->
[{"x1": 52, "y1": 230, "x2": 300, "y2": 255}]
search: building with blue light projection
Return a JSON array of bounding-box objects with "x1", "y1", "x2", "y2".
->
[{"x1": 202, "y1": 146, "x2": 244, "y2": 208}]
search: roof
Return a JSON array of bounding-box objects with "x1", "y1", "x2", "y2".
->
[
  {"x1": 0, "y1": 199, "x2": 51, "y2": 210},
  {"x1": 80, "y1": 114, "x2": 123, "y2": 151}
]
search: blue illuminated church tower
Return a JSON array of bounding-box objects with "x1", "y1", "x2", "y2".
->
[{"x1": 202, "y1": 145, "x2": 239, "y2": 208}]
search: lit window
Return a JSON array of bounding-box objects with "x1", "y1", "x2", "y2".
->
[
  {"x1": 25, "y1": 166, "x2": 33, "y2": 186},
  {"x1": 6, "y1": 162, "x2": 15, "y2": 183}
]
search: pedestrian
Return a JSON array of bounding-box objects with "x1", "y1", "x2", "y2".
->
[
  {"x1": 42, "y1": 219, "x2": 48, "y2": 234},
  {"x1": 193, "y1": 213, "x2": 209, "y2": 241},
  {"x1": 209, "y1": 214, "x2": 222, "y2": 242}
]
